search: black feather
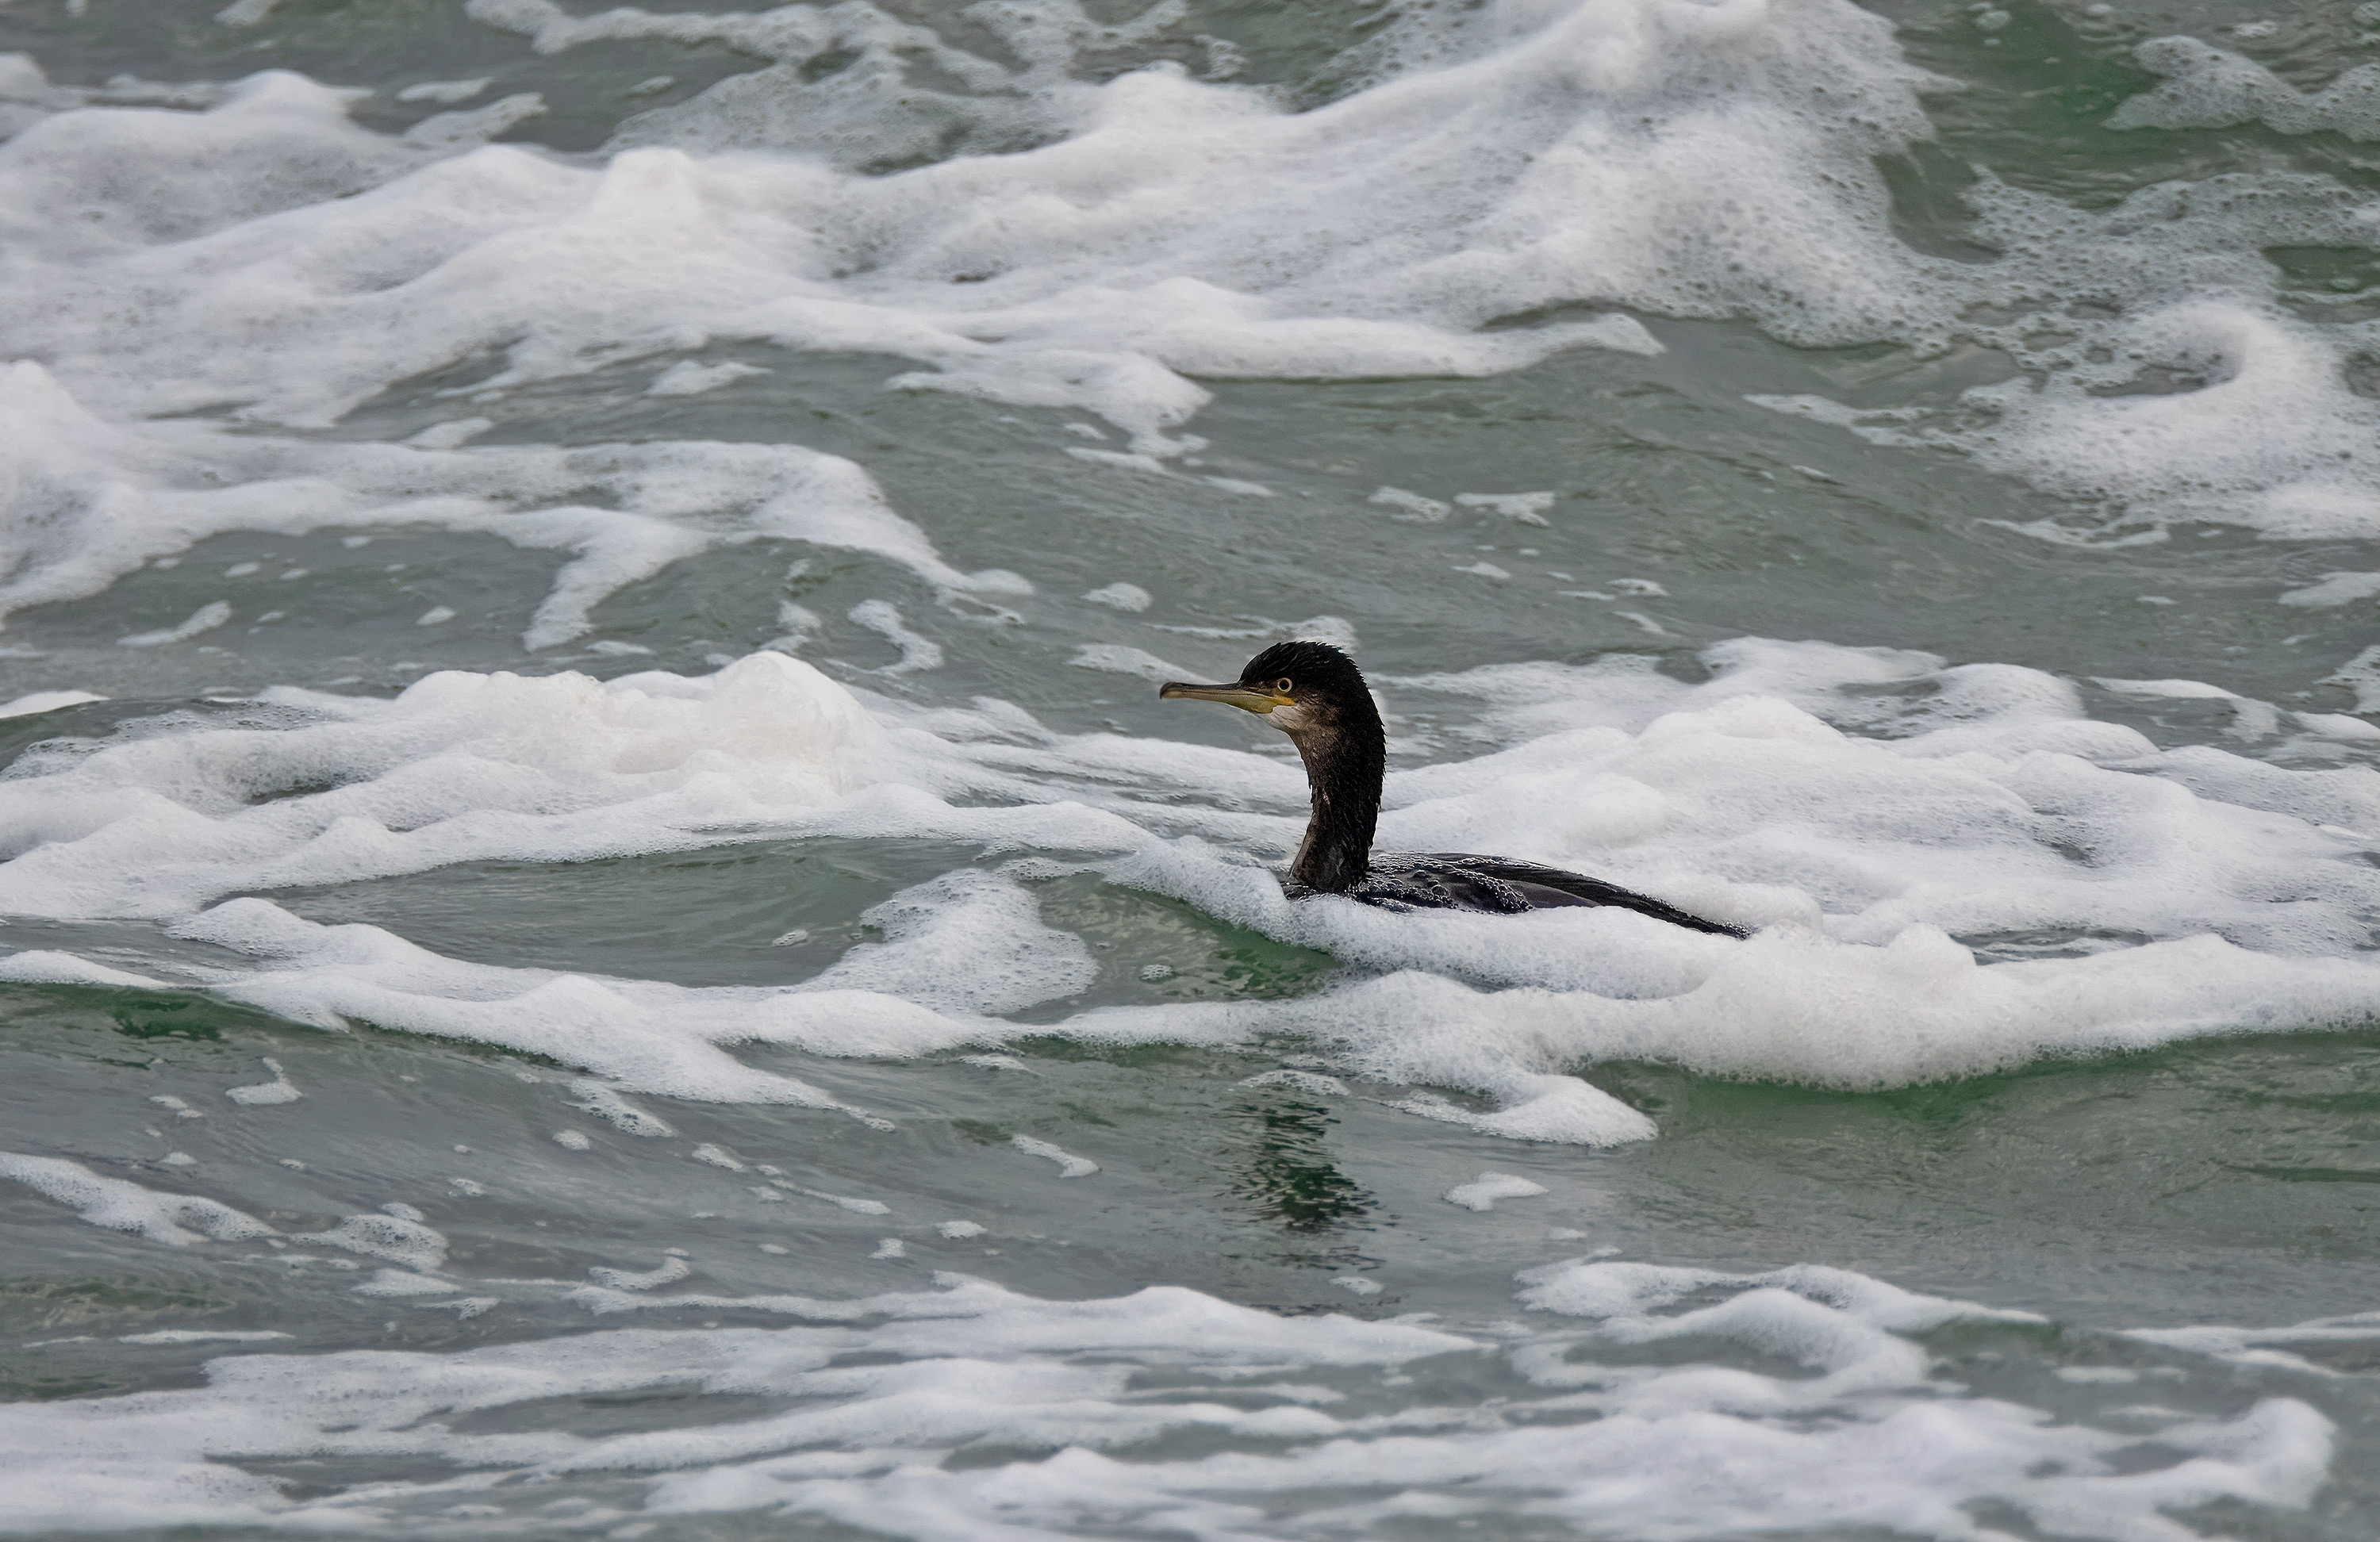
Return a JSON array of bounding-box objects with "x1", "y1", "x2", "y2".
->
[{"x1": 1214, "y1": 641, "x2": 1745, "y2": 938}]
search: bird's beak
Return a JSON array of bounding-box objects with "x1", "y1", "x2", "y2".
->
[{"x1": 1158, "y1": 681, "x2": 1291, "y2": 715}]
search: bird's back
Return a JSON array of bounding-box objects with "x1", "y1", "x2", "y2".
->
[{"x1": 1341, "y1": 852, "x2": 1749, "y2": 938}]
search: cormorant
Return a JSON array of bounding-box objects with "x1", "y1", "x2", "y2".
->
[{"x1": 1161, "y1": 640, "x2": 1747, "y2": 937}]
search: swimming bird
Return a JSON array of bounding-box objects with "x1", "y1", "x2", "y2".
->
[{"x1": 1160, "y1": 640, "x2": 1746, "y2": 936}]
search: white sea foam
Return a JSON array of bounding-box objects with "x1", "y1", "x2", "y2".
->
[
  {"x1": 1443, "y1": 1172, "x2": 1549, "y2": 1211},
  {"x1": 221, "y1": 1057, "x2": 300, "y2": 1106},
  {"x1": 587, "y1": 1255, "x2": 693, "y2": 1292},
  {"x1": 393, "y1": 77, "x2": 492, "y2": 106},
  {"x1": 798, "y1": 868, "x2": 1095, "y2": 1017},
  {"x1": 6, "y1": 639, "x2": 2380, "y2": 1138},
  {"x1": 0, "y1": 1272, "x2": 1471, "y2": 1531},
  {"x1": 1010, "y1": 1134, "x2": 1099, "y2": 1178},
  {"x1": 647, "y1": 358, "x2": 768, "y2": 396},
  {"x1": 0, "y1": 689, "x2": 103, "y2": 719},
  {"x1": 117, "y1": 600, "x2": 231, "y2": 648},
  {"x1": 1484, "y1": 1257, "x2": 2335, "y2": 1542},
  {"x1": 0, "y1": 650, "x2": 906, "y2": 919},
  {"x1": 2, "y1": 9, "x2": 2373, "y2": 1535},
  {"x1": 2109, "y1": 36, "x2": 2380, "y2": 140},
  {"x1": 353, "y1": 1268, "x2": 460, "y2": 1298},
  {"x1": 2282, "y1": 571, "x2": 2380, "y2": 608},
  {"x1": 0, "y1": 1265, "x2": 2332, "y2": 1537},
  {"x1": 0, "y1": 0, "x2": 1676, "y2": 491},
  {"x1": 2126, "y1": 1308, "x2": 2380, "y2": 1377},
  {"x1": 1369, "y1": 486, "x2": 1450, "y2": 523},
  {"x1": 169, "y1": 899, "x2": 912, "y2": 1114},
  {"x1": 567, "y1": 1082, "x2": 675, "y2": 1137},
  {"x1": 0, "y1": 363, "x2": 1027, "y2": 650},
  {"x1": 0, "y1": 1153, "x2": 273, "y2": 1245},
  {"x1": 296, "y1": 1208, "x2": 450, "y2": 1272},
  {"x1": 1069, "y1": 642, "x2": 1191, "y2": 681},
  {"x1": 1453, "y1": 491, "x2": 1555, "y2": 526},
  {"x1": 6, "y1": 0, "x2": 1879, "y2": 471},
  {"x1": 846, "y1": 599, "x2": 943, "y2": 674},
  {"x1": 1, "y1": 0, "x2": 2378, "y2": 534},
  {"x1": 0, "y1": 951, "x2": 163, "y2": 988},
  {"x1": 1238, "y1": 1068, "x2": 1349, "y2": 1097},
  {"x1": 404, "y1": 417, "x2": 489, "y2": 450},
  {"x1": 0, "y1": 11, "x2": 2367, "y2": 1144},
  {"x1": 773, "y1": 1183, "x2": 892, "y2": 1216}
]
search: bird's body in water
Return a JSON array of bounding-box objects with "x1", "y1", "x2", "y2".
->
[{"x1": 1161, "y1": 640, "x2": 1747, "y2": 938}]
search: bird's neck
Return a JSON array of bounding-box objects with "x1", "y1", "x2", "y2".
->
[{"x1": 1286, "y1": 720, "x2": 1384, "y2": 893}]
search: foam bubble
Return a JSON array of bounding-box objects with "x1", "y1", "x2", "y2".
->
[
  {"x1": 647, "y1": 359, "x2": 769, "y2": 396},
  {"x1": 394, "y1": 78, "x2": 492, "y2": 106},
  {"x1": 1369, "y1": 486, "x2": 1450, "y2": 522},
  {"x1": 0, "y1": 1153, "x2": 273, "y2": 1245},
  {"x1": 1238, "y1": 1068, "x2": 1349, "y2": 1097},
  {"x1": 222, "y1": 1057, "x2": 301, "y2": 1106},
  {"x1": 1453, "y1": 491, "x2": 1554, "y2": 525},
  {"x1": 588, "y1": 1255, "x2": 693, "y2": 1292},
  {"x1": 1081, "y1": 581, "x2": 1152, "y2": 612},
  {"x1": 846, "y1": 600, "x2": 943, "y2": 674},
  {"x1": 0, "y1": 689, "x2": 104, "y2": 719},
  {"x1": 1069, "y1": 642, "x2": 1191, "y2": 681},
  {"x1": 1443, "y1": 1173, "x2": 1549, "y2": 1211},
  {"x1": 296, "y1": 1210, "x2": 449, "y2": 1272},
  {"x1": 771, "y1": 1183, "x2": 892, "y2": 1216},
  {"x1": 2282, "y1": 572, "x2": 2380, "y2": 608},
  {"x1": 117, "y1": 600, "x2": 231, "y2": 648},
  {"x1": 567, "y1": 1082, "x2": 674, "y2": 1137},
  {"x1": 1010, "y1": 1135, "x2": 1099, "y2": 1179}
]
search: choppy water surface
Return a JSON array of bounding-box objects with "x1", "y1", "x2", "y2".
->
[{"x1": 8, "y1": 0, "x2": 2380, "y2": 1535}]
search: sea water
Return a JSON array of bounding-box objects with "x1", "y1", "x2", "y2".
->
[{"x1": 4, "y1": 0, "x2": 2380, "y2": 1535}]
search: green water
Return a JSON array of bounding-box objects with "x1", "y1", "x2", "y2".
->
[{"x1": 5, "y1": 0, "x2": 2380, "y2": 1534}]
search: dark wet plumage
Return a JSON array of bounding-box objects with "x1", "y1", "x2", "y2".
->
[{"x1": 1160, "y1": 640, "x2": 1746, "y2": 938}]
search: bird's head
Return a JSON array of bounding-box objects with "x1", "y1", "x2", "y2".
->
[{"x1": 1158, "y1": 639, "x2": 1371, "y2": 737}]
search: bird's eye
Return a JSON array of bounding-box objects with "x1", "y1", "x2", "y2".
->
[{"x1": 1276, "y1": 678, "x2": 1294, "y2": 694}]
